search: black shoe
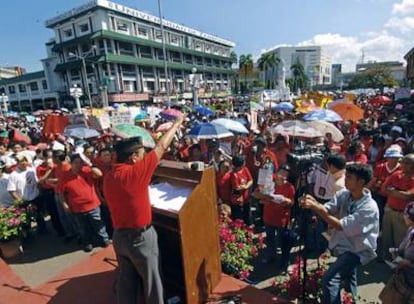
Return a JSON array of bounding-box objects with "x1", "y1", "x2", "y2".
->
[{"x1": 83, "y1": 244, "x2": 93, "y2": 252}]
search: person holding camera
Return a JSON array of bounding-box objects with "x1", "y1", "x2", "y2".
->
[{"x1": 300, "y1": 163, "x2": 379, "y2": 304}]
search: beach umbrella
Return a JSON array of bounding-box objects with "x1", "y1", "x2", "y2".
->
[
  {"x1": 195, "y1": 105, "x2": 215, "y2": 117},
  {"x1": 211, "y1": 118, "x2": 249, "y2": 134},
  {"x1": 134, "y1": 111, "x2": 149, "y2": 121},
  {"x1": 188, "y1": 123, "x2": 233, "y2": 140},
  {"x1": 271, "y1": 120, "x2": 322, "y2": 138},
  {"x1": 327, "y1": 98, "x2": 352, "y2": 109},
  {"x1": 111, "y1": 124, "x2": 155, "y2": 148},
  {"x1": 331, "y1": 103, "x2": 364, "y2": 122},
  {"x1": 303, "y1": 109, "x2": 343, "y2": 122},
  {"x1": 273, "y1": 102, "x2": 294, "y2": 112},
  {"x1": 159, "y1": 109, "x2": 183, "y2": 121},
  {"x1": 63, "y1": 127, "x2": 100, "y2": 139},
  {"x1": 307, "y1": 121, "x2": 344, "y2": 142}
]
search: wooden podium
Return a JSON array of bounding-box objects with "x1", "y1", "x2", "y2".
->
[{"x1": 152, "y1": 162, "x2": 221, "y2": 304}]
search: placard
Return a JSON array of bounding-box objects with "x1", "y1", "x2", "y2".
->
[{"x1": 111, "y1": 110, "x2": 133, "y2": 126}]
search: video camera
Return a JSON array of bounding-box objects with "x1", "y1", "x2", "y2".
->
[{"x1": 287, "y1": 143, "x2": 327, "y2": 172}]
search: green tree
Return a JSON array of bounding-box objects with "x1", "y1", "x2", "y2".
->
[
  {"x1": 257, "y1": 52, "x2": 280, "y2": 89},
  {"x1": 290, "y1": 59, "x2": 308, "y2": 92},
  {"x1": 230, "y1": 51, "x2": 238, "y2": 66},
  {"x1": 239, "y1": 54, "x2": 253, "y2": 94},
  {"x1": 349, "y1": 65, "x2": 398, "y2": 90}
]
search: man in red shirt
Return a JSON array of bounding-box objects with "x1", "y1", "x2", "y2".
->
[
  {"x1": 103, "y1": 115, "x2": 184, "y2": 304},
  {"x1": 380, "y1": 153, "x2": 414, "y2": 261},
  {"x1": 58, "y1": 153, "x2": 108, "y2": 252}
]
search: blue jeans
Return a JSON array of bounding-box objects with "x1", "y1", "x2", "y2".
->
[
  {"x1": 113, "y1": 226, "x2": 164, "y2": 304},
  {"x1": 322, "y1": 251, "x2": 361, "y2": 304},
  {"x1": 73, "y1": 206, "x2": 109, "y2": 245}
]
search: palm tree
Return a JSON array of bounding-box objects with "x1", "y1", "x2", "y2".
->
[
  {"x1": 257, "y1": 52, "x2": 280, "y2": 89},
  {"x1": 290, "y1": 59, "x2": 307, "y2": 93},
  {"x1": 239, "y1": 54, "x2": 253, "y2": 94},
  {"x1": 230, "y1": 51, "x2": 238, "y2": 66}
]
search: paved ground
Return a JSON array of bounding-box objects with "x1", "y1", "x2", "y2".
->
[{"x1": 4, "y1": 222, "x2": 391, "y2": 303}]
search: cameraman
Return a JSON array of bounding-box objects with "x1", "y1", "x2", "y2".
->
[
  {"x1": 300, "y1": 163, "x2": 379, "y2": 304},
  {"x1": 307, "y1": 154, "x2": 346, "y2": 254}
]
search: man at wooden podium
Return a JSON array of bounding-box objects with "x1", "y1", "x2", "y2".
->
[{"x1": 103, "y1": 114, "x2": 185, "y2": 304}]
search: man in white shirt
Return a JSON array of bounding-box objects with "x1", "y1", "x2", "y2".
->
[
  {"x1": 0, "y1": 161, "x2": 14, "y2": 206},
  {"x1": 7, "y1": 153, "x2": 45, "y2": 232}
]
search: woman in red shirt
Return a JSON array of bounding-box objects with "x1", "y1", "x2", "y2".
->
[
  {"x1": 253, "y1": 165, "x2": 295, "y2": 271},
  {"x1": 230, "y1": 154, "x2": 253, "y2": 224},
  {"x1": 216, "y1": 160, "x2": 232, "y2": 205}
]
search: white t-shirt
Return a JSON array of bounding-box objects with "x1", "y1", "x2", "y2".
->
[
  {"x1": 7, "y1": 167, "x2": 39, "y2": 201},
  {"x1": 0, "y1": 173, "x2": 14, "y2": 206}
]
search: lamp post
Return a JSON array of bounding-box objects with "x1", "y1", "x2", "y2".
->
[
  {"x1": 157, "y1": 0, "x2": 171, "y2": 108},
  {"x1": 70, "y1": 84, "x2": 83, "y2": 113},
  {"x1": 69, "y1": 47, "x2": 95, "y2": 109},
  {"x1": 190, "y1": 67, "x2": 202, "y2": 109}
]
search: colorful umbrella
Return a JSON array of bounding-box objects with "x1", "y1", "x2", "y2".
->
[
  {"x1": 9, "y1": 128, "x2": 32, "y2": 145},
  {"x1": 273, "y1": 102, "x2": 294, "y2": 112},
  {"x1": 211, "y1": 118, "x2": 249, "y2": 134},
  {"x1": 188, "y1": 123, "x2": 233, "y2": 139},
  {"x1": 368, "y1": 95, "x2": 392, "y2": 105},
  {"x1": 271, "y1": 120, "x2": 322, "y2": 138},
  {"x1": 159, "y1": 109, "x2": 183, "y2": 121},
  {"x1": 63, "y1": 127, "x2": 100, "y2": 139},
  {"x1": 303, "y1": 109, "x2": 343, "y2": 122},
  {"x1": 327, "y1": 98, "x2": 352, "y2": 109},
  {"x1": 134, "y1": 111, "x2": 149, "y2": 121},
  {"x1": 156, "y1": 121, "x2": 173, "y2": 132},
  {"x1": 111, "y1": 124, "x2": 155, "y2": 148},
  {"x1": 195, "y1": 105, "x2": 215, "y2": 117},
  {"x1": 331, "y1": 103, "x2": 364, "y2": 122},
  {"x1": 307, "y1": 121, "x2": 344, "y2": 142}
]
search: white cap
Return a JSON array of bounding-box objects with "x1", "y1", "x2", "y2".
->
[{"x1": 391, "y1": 126, "x2": 403, "y2": 134}]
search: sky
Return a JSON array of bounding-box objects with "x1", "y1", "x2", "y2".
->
[{"x1": 1, "y1": 0, "x2": 414, "y2": 73}]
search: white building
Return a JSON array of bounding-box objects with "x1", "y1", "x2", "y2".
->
[
  {"x1": 261, "y1": 46, "x2": 332, "y2": 86},
  {"x1": 0, "y1": 67, "x2": 25, "y2": 79}
]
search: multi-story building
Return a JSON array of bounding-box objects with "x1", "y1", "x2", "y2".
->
[
  {"x1": 331, "y1": 64, "x2": 342, "y2": 88},
  {"x1": 0, "y1": 71, "x2": 60, "y2": 111},
  {"x1": 45, "y1": 0, "x2": 235, "y2": 107},
  {"x1": 260, "y1": 46, "x2": 332, "y2": 87},
  {"x1": 405, "y1": 47, "x2": 414, "y2": 87},
  {"x1": 0, "y1": 67, "x2": 25, "y2": 79}
]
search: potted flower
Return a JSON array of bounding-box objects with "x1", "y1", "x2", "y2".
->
[
  {"x1": 272, "y1": 252, "x2": 354, "y2": 303},
  {"x1": 219, "y1": 217, "x2": 265, "y2": 280},
  {"x1": 0, "y1": 205, "x2": 28, "y2": 258}
]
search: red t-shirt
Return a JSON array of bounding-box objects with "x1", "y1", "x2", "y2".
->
[
  {"x1": 216, "y1": 171, "x2": 232, "y2": 204},
  {"x1": 230, "y1": 166, "x2": 253, "y2": 205},
  {"x1": 103, "y1": 150, "x2": 159, "y2": 228},
  {"x1": 57, "y1": 166, "x2": 100, "y2": 213},
  {"x1": 36, "y1": 163, "x2": 55, "y2": 190},
  {"x1": 263, "y1": 182, "x2": 295, "y2": 228},
  {"x1": 382, "y1": 171, "x2": 414, "y2": 210},
  {"x1": 54, "y1": 162, "x2": 71, "y2": 188}
]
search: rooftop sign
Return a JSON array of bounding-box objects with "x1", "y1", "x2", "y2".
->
[{"x1": 45, "y1": 0, "x2": 235, "y2": 47}]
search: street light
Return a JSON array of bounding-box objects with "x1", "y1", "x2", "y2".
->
[
  {"x1": 69, "y1": 46, "x2": 96, "y2": 109},
  {"x1": 157, "y1": 0, "x2": 171, "y2": 108}
]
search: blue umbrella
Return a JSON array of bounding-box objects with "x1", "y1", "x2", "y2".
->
[
  {"x1": 195, "y1": 105, "x2": 215, "y2": 117},
  {"x1": 273, "y1": 102, "x2": 294, "y2": 112},
  {"x1": 134, "y1": 111, "x2": 148, "y2": 121},
  {"x1": 188, "y1": 123, "x2": 233, "y2": 139},
  {"x1": 302, "y1": 109, "x2": 343, "y2": 122}
]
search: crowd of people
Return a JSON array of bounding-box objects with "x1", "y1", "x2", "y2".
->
[{"x1": 0, "y1": 92, "x2": 414, "y2": 303}]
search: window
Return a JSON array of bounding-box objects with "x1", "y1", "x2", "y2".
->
[
  {"x1": 123, "y1": 80, "x2": 136, "y2": 92},
  {"x1": 170, "y1": 34, "x2": 179, "y2": 45},
  {"x1": 18, "y1": 84, "x2": 26, "y2": 93},
  {"x1": 170, "y1": 51, "x2": 181, "y2": 63},
  {"x1": 42, "y1": 80, "x2": 48, "y2": 90},
  {"x1": 205, "y1": 45, "x2": 211, "y2": 53},
  {"x1": 138, "y1": 27, "x2": 148, "y2": 37},
  {"x1": 63, "y1": 28, "x2": 73, "y2": 38},
  {"x1": 8, "y1": 85, "x2": 15, "y2": 94},
  {"x1": 79, "y1": 23, "x2": 89, "y2": 33},
  {"x1": 155, "y1": 30, "x2": 163, "y2": 41},
  {"x1": 117, "y1": 21, "x2": 129, "y2": 32},
  {"x1": 118, "y1": 42, "x2": 134, "y2": 56},
  {"x1": 156, "y1": 48, "x2": 164, "y2": 60},
  {"x1": 121, "y1": 64, "x2": 136, "y2": 77},
  {"x1": 184, "y1": 54, "x2": 193, "y2": 64},
  {"x1": 29, "y1": 82, "x2": 39, "y2": 91},
  {"x1": 142, "y1": 67, "x2": 154, "y2": 78},
  {"x1": 139, "y1": 46, "x2": 152, "y2": 59},
  {"x1": 70, "y1": 69, "x2": 81, "y2": 81}
]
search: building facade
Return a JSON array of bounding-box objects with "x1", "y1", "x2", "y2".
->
[
  {"x1": 45, "y1": 0, "x2": 235, "y2": 107},
  {"x1": 356, "y1": 61, "x2": 406, "y2": 86},
  {"x1": 261, "y1": 46, "x2": 332, "y2": 87},
  {"x1": 404, "y1": 48, "x2": 414, "y2": 87},
  {"x1": 0, "y1": 67, "x2": 25, "y2": 79}
]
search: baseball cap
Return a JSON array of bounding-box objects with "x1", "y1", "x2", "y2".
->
[
  {"x1": 404, "y1": 202, "x2": 414, "y2": 222},
  {"x1": 391, "y1": 126, "x2": 403, "y2": 134}
]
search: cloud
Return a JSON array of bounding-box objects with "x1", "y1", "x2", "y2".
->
[
  {"x1": 392, "y1": 0, "x2": 414, "y2": 14},
  {"x1": 385, "y1": 16, "x2": 414, "y2": 32}
]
